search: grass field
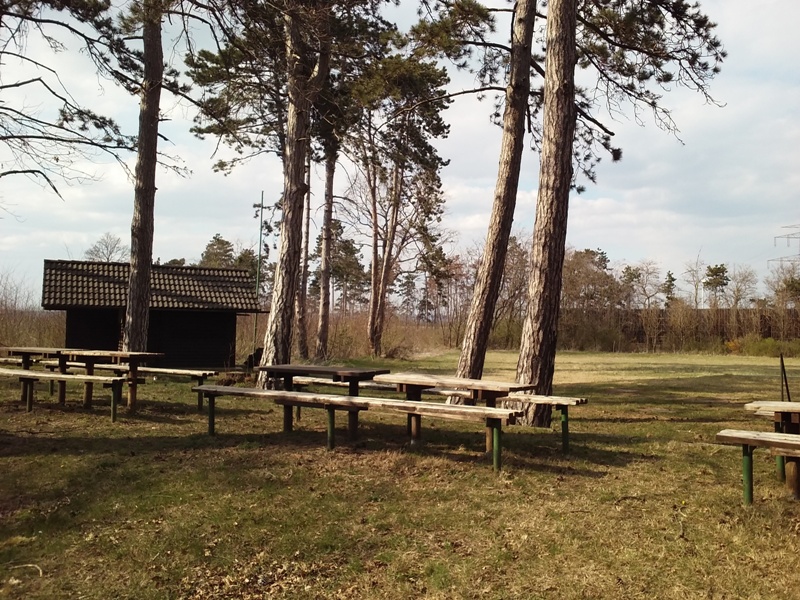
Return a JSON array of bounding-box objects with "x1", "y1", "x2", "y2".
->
[{"x1": 2, "y1": 351, "x2": 800, "y2": 599}]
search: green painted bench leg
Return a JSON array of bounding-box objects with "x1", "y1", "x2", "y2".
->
[
  {"x1": 775, "y1": 420, "x2": 786, "y2": 482},
  {"x1": 560, "y1": 405, "x2": 569, "y2": 453},
  {"x1": 489, "y1": 419, "x2": 502, "y2": 471},
  {"x1": 742, "y1": 444, "x2": 754, "y2": 506},
  {"x1": 208, "y1": 395, "x2": 216, "y2": 436},
  {"x1": 326, "y1": 407, "x2": 336, "y2": 450}
]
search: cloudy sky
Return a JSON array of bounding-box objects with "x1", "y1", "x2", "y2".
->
[{"x1": 1, "y1": 0, "x2": 798, "y2": 299}]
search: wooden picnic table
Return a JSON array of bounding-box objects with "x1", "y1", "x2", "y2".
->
[
  {"x1": 255, "y1": 364, "x2": 390, "y2": 396},
  {"x1": 1, "y1": 347, "x2": 161, "y2": 411},
  {"x1": 255, "y1": 364, "x2": 391, "y2": 429},
  {"x1": 745, "y1": 400, "x2": 800, "y2": 497},
  {"x1": 65, "y1": 350, "x2": 162, "y2": 411},
  {"x1": 372, "y1": 372, "x2": 537, "y2": 452},
  {"x1": 372, "y1": 372, "x2": 537, "y2": 405}
]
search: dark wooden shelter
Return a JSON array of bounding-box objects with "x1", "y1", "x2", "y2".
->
[{"x1": 41, "y1": 260, "x2": 260, "y2": 368}]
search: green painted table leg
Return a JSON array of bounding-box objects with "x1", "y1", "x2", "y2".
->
[
  {"x1": 208, "y1": 396, "x2": 216, "y2": 436},
  {"x1": 742, "y1": 444, "x2": 754, "y2": 506},
  {"x1": 326, "y1": 407, "x2": 336, "y2": 450},
  {"x1": 490, "y1": 419, "x2": 502, "y2": 471},
  {"x1": 560, "y1": 405, "x2": 569, "y2": 453}
]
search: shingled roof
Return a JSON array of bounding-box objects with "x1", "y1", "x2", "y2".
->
[{"x1": 42, "y1": 260, "x2": 260, "y2": 312}]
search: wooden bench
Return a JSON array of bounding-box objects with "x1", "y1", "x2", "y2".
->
[
  {"x1": 97, "y1": 365, "x2": 217, "y2": 410},
  {"x1": 0, "y1": 367, "x2": 126, "y2": 421},
  {"x1": 41, "y1": 361, "x2": 217, "y2": 409},
  {"x1": 192, "y1": 385, "x2": 523, "y2": 471},
  {"x1": 716, "y1": 429, "x2": 800, "y2": 504},
  {"x1": 290, "y1": 376, "x2": 395, "y2": 392},
  {"x1": 0, "y1": 357, "x2": 26, "y2": 366},
  {"x1": 497, "y1": 394, "x2": 588, "y2": 453}
]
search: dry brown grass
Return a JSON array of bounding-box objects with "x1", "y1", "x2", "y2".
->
[{"x1": 2, "y1": 352, "x2": 800, "y2": 599}]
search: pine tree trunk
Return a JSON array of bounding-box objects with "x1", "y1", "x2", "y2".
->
[
  {"x1": 516, "y1": 0, "x2": 577, "y2": 427},
  {"x1": 296, "y1": 150, "x2": 311, "y2": 359},
  {"x1": 123, "y1": 1, "x2": 163, "y2": 364},
  {"x1": 315, "y1": 150, "x2": 336, "y2": 360},
  {"x1": 259, "y1": 12, "x2": 312, "y2": 373},
  {"x1": 455, "y1": 0, "x2": 536, "y2": 383},
  {"x1": 368, "y1": 160, "x2": 402, "y2": 356}
]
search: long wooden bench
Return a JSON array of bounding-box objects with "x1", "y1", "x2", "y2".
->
[
  {"x1": 41, "y1": 361, "x2": 217, "y2": 409},
  {"x1": 716, "y1": 429, "x2": 800, "y2": 504},
  {"x1": 497, "y1": 394, "x2": 588, "y2": 453},
  {"x1": 0, "y1": 366, "x2": 126, "y2": 421},
  {"x1": 0, "y1": 357, "x2": 26, "y2": 366},
  {"x1": 192, "y1": 385, "x2": 523, "y2": 470}
]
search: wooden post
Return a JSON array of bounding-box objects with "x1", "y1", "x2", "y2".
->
[
  {"x1": 775, "y1": 417, "x2": 786, "y2": 482},
  {"x1": 485, "y1": 394, "x2": 496, "y2": 452},
  {"x1": 127, "y1": 360, "x2": 139, "y2": 413},
  {"x1": 742, "y1": 444, "x2": 754, "y2": 506},
  {"x1": 196, "y1": 377, "x2": 205, "y2": 412},
  {"x1": 347, "y1": 411, "x2": 359, "y2": 440},
  {"x1": 410, "y1": 414, "x2": 422, "y2": 445},
  {"x1": 788, "y1": 457, "x2": 800, "y2": 500},
  {"x1": 406, "y1": 385, "x2": 422, "y2": 437},
  {"x1": 57, "y1": 355, "x2": 67, "y2": 405},
  {"x1": 560, "y1": 405, "x2": 569, "y2": 453},
  {"x1": 283, "y1": 405, "x2": 293, "y2": 432},
  {"x1": 326, "y1": 407, "x2": 336, "y2": 450},
  {"x1": 348, "y1": 379, "x2": 358, "y2": 396},
  {"x1": 110, "y1": 381, "x2": 120, "y2": 423},
  {"x1": 208, "y1": 395, "x2": 216, "y2": 435},
  {"x1": 83, "y1": 360, "x2": 95, "y2": 408},
  {"x1": 24, "y1": 378, "x2": 34, "y2": 412}
]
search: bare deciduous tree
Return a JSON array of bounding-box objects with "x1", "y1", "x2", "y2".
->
[{"x1": 84, "y1": 232, "x2": 130, "y2": 262}]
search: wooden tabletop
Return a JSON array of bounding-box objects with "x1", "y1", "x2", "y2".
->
[
  {"x1": 2, "y1": 347, "x2": 162, "y2": 360},
  {"x1": 2, "y1": 346, "x2": 79, "y2": 356},
  {"x1": 256, "y1": 364, "x2": 390, "y2": 380},
  {"x1": 372, "y1": 372, "x2": 537, "y2": 393},
  {"x1": 64, "y1": 350, "x2": 163, "y2": 360},
  {"x1": 745, "y1": 401, "x2": 800, "y2": 414}
]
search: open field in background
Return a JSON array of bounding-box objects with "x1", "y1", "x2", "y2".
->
[{"x1": 2, "y1": 352, "x2": 800, "y2": 599}]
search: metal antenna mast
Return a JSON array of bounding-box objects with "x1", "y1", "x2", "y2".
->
[{"x1": 769, "y1": 224, "x2": 800, "y2": 266}]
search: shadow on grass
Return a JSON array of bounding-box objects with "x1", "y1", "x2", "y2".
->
[
  {"x1": 0, "y1": 412, "x2": 650, "y2": 474},
  {"x1": 557, "y1": 374, "x2": 777, "y2": 404}
]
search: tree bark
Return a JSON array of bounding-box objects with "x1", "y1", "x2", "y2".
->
[
  {"x1": 516, "y1": 0, "x2": 577, "y2": 427},
  {"x1": 259, "y1": 10, "x2": 329, "y2": 380},
  {"x1": 315, "y1": 149, "x2": 336, "y2": 360},
  {"x1": 260, "y1": 12, "x2": 310, "y2": 371},
  {"x1": 368, "y1": 158, "x2": 402, "y2": 356},
  {"x1": 296, "y1": 149, "x2": 311, "y2": 359},
  {"x1": 123, "y1": 1, "x2": 163, "y2": 365},
  {"x1": 455, "y1": 0, "x2": 536, "y2": 383}
]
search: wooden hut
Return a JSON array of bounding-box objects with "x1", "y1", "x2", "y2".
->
[{"x1": 41, "y1": 260, "x2": 261, "y2": 368}]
